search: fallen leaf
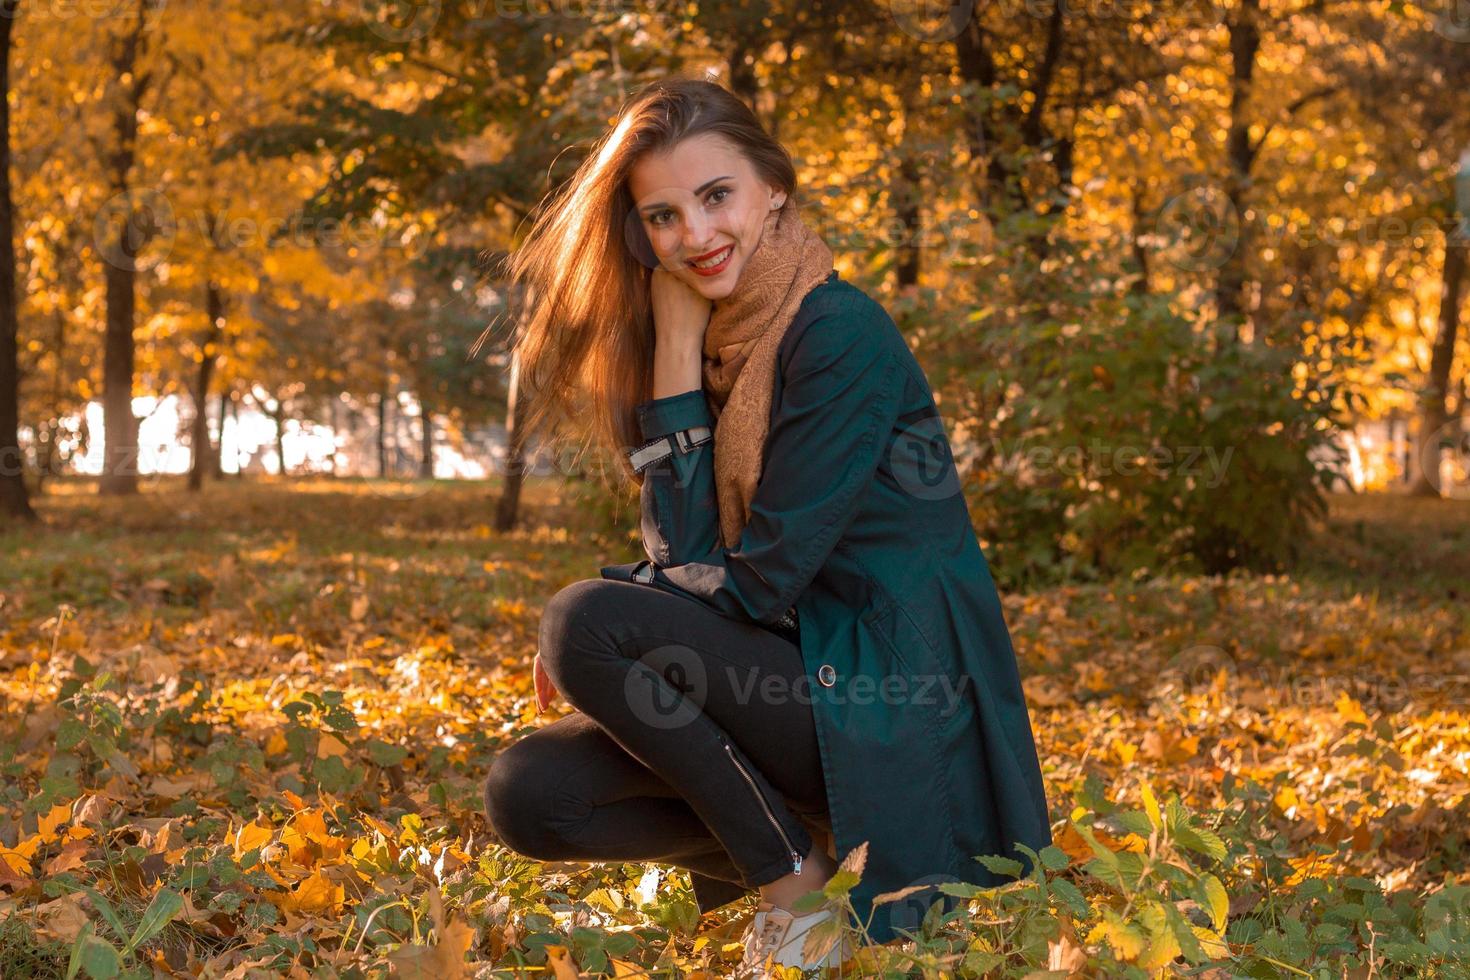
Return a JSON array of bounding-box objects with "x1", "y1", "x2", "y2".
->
[
  {"x1": 387, "y1": 888, "x2": 476, "y2": 979},
  {"x1": 44, "y1": 839, "x2": 91, "y2": 875},
  {"x1": 278, "y1": 870, "x2": 344, "y2": 916},
  {"x1": 35, "y1": 892, "x2": 89, "y2": 942},
  {"x1": 37, "y1": 802, "x2": 73, "y2": 842},
  {"x1": 545, "y1": 944, "x2": 583, "y2": 980}
]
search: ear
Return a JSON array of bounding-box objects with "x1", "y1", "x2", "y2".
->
[{"x1": 769, "y1": 186, "x2": 787, "y2": 210}]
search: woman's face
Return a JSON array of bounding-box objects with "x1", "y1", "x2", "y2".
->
[{"x1": 626, "y1": 132, "x2": 786, "y2": 301}]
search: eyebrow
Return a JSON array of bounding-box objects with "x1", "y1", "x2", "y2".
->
[{"x1": 639, "y1": 176, "x2": 733, "y2": 214}]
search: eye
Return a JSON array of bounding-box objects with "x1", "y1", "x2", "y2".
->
[
  {"x1": 707, "y1": 186, "x2": 730, "y2": 205},
  {"x1": 647, "y1": 209, "x2": 675, "y2": 228}
]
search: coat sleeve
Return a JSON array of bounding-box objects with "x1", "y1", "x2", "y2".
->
[
  {"x1": 632, "y1": 388, "x2": 722, "y2": 567},
  {"x1": 640, "y1": 311, "x2": 904, "y2": 626}
]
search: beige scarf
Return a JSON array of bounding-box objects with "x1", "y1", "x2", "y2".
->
[{"x1": 701, "y1": 204, "x2": 834, "y2": 549}]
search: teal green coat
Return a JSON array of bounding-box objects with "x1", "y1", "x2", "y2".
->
[{"x1": 602, "y1": 271, "x2": 1050, "y2": 944}]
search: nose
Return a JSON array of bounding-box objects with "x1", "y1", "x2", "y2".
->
[{"x1": 682, "y1": 209, "x2": 715, "y2": 255}]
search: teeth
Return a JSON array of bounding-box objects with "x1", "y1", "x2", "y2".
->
[{"x1": 691, "y1": 246, "x2": 731, "y2": 270}]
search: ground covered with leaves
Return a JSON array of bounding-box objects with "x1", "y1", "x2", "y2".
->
[{"x1": 1, "y1": 479, "x2": 1467, "y2": 978}]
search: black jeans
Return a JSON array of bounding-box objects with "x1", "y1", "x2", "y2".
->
[{"x1": 482, "y1": 578, "x2": 829, "y2": 895}]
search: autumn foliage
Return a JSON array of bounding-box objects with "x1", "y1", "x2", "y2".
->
[{"x1": 1, "y1": 481, "x2": 1466, "y2": 977}]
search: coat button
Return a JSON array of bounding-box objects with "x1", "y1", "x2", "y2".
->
[{"x1": 817, "y1": 664, "x2": 837, "y2": 687}]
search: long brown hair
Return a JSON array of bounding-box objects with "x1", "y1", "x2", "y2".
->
[{"x1": 497, "y1": 75, "x2": 800, "y2": 492}]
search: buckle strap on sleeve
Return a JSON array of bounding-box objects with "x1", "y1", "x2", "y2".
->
[{"x1": 626, "y1": 424, "x2": 712, "y2": 474}]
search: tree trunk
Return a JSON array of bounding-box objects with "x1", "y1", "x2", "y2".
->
[
  {"x1": 327, "y1": 398, "x2": 338, "y2": 476},
  {"x1": 98, "y1": 10, "x2": 152, "y2": 496},
  {"x1": 726, "y1": 40, "x2": 759, "y2": 115},
  {"x1": 892, "y1": 147, "x2": 923, "y2": 291},
  {"x1": 494, "y1": 335, "x2": 527, "y2": 533},
  {"x1": 271, "y1": 394, "x2": 287, "y2": 478},
  {"x1": 188, "y1": 282, "x2": 224, "y2": 491},
  {"x1": 227, "y1": 390, "x2": 244, "y2": 478},
  {"x1": 100, "y1": 248, "x2": 140, "y2": 494},
  {"x1": 213, "y1": 389, "x2": 227, "y2": 478},
  {"x1": 418, "y1": 397, "x2": 434, "y2": 479},
  {"x1": 377, "y1": 384, "x2": 390, "y2": 477},
  {"x1": 35, "y1": 420, "x2": 55, "y2": 496},
  {"x1": 1129, "y1": 186, "x2": 1151, "y2": 296},
  {"x1": 1214, "y1": 0, "x2": 1261, "y2": 347},
  {"x1": 953, "y1": 19, "x2": 1019, "y2": 227},
  {"x1": 1409, "y1": 223, "x2": 1467, "y2": 496},
  {"x1": 0, "y1": 0, "x2": 33, "y2": 521},
  {"x1": 35, "y1": 305, "x2": 69, "y2": 495}
]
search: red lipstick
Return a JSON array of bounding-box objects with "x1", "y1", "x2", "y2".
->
[{"x1": 686, "y1": 244, "x2": 734, "y2": 277}]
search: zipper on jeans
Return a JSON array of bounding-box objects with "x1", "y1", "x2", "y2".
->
[{"x1": 723, "y1": 741, "x2": 802, "y2": 876}]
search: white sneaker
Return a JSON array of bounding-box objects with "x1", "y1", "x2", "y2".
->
[{"x1": 735, "y1": 899, "x2": 855, "y2": 977}]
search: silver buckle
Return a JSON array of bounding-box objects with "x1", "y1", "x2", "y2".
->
[{"x1": 673, "y1": 425, "x2": 711, "y2": 453}]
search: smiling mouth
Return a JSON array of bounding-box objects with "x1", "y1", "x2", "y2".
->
[{"x1": 687, "y1": 245, "x2": 733, "y2": 270}]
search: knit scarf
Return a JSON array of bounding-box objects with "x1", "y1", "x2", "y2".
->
[{"x1": 701, "y1": 204, "x2": 834, "y2": 550}]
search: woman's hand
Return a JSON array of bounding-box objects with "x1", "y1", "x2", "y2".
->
[
  {"x1": 650, "y1": 266, "x2": 712, "y2": 350},
  {"x1": 533, "y1": 651, "x2": 559, "y2": 713}
]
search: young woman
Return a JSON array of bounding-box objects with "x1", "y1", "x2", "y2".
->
[{"x1": 482, "y1": 76, "x2": 1051, "y2": 973}]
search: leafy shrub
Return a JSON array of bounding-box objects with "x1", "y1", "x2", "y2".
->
[{"x1": 913, "y1": 241, "x2": 1359, "y2": 589}]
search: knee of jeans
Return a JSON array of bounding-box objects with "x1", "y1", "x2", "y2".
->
[
  {"x1": 537, "y1": 579, "x2": 618, "y2": 700},
  {"x1": 483, "y1": 740, "x2": 578, "y2": 861}
]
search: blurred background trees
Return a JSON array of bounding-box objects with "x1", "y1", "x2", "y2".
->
[{"x1": 1, "y1": 0, "x2": 1466, "y2": 586}]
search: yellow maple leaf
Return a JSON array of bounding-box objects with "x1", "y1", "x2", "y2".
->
[
  {"x1": 282, "y1": 869, "x2": 344, "y2": 915},
  {"x1": 286, "y1": 809, "x2": 349, "y2": 865},
  {"x1": 233, "y1": 820, "x2": 274, "y2": 861},
  {"x1": 289, "y1": 809, "x2": 329, "y2": 841},
  {"x1": 37, "y1": 802, "x2": 73, "y2": 842},
  {"x1": 0, "y1": 846, "x2": 34, "y2": 876}
]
